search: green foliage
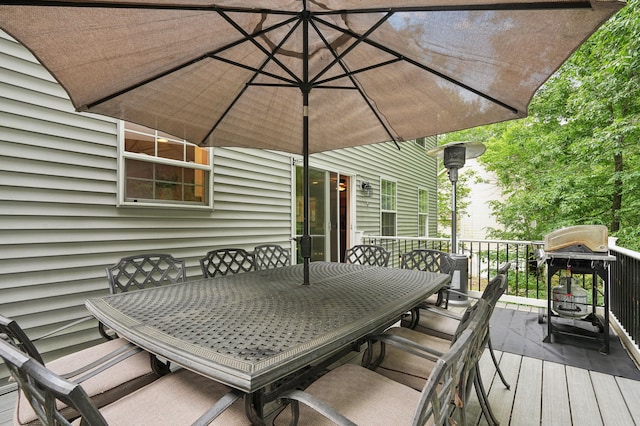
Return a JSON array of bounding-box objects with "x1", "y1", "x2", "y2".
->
[{"x1": 440, "y1": 1, "x2": 640, "y2": 249}]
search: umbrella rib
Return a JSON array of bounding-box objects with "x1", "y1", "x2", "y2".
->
[
  {"x1": 84, "y1": 15, "x2": 300, "y2": 110},
  {"x1": 210, "y1": 55, "x2": 298, "y2": 86},
  {"x1": 200, "y1": 15, "x2": 304, "y2": 145},
  {"x1": 308, "y1": 12, "x2": 394, "y2": 86},
  {"x1": 310, "y1": 2, "x2": 595, "y2": 14},
  {"x1": 216, "y1": 9, "x2": 303, "y2": 85},
  {"x1": 308, "y1": 18, "x2": 401, "y2": 149},
  {"x1": 315, "y1": 15, "x2": 519, "y2": 115},
  {"x1": 314, "y1": 58, "x2": 403, "y2": 86}
]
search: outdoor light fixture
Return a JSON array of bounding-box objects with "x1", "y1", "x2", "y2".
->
[{"x1": 360, "y1": 181, "x2": 373, "y2": 197}]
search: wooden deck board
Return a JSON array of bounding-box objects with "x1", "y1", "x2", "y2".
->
[
  {"x1": 617, "y1": 376, "x2": 640, "y2": 423},
  {"x1": 566, "y1": 365, "x2": 604, "y2": 426},
  {"x1": 511, "y1": 356, "x2": 543, "y2": 426},
  {"x1": 480, "y1": 351, "x2": 521, "y2": 425},
  {"x1": 542, "y1": 361, "x2": 571, "y2": 426},
  {"x1": 591, "y1": 371, "x2": 635, "y2": 426}
]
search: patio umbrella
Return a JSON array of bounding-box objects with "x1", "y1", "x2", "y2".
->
[{"x1": 0, "y1": 0, "x2": 624, "y2": 284}]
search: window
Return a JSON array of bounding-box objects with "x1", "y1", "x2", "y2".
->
[
  {"x1": 119, "y1": 122, "x2": 213, "y2": 208},
  {"x1": 380, "y1": 179, "x2": 397, "y2": 236},
  {"x1": 418, "y1": 188, "x2": 429, "y2": 237},
  {"x1": 414, "y1": 137, "x2": 428, "y2": 149}
]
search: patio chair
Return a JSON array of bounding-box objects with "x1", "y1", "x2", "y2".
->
[
  {"x1": 199, "y1": 248, "x2": 255, "y2": 278},
  {"x1": 102, "y1": 253, "x2": 187, "y2": 340},
  {"x1": 105, "y1": 253, "x2": 187, "y2": 294},
  {"x1": 401, "y1": 249, "x2": 454, "y2": 311},
  {"x1": 363, "y1": 293, "x2": 500, "y2": 425},
  {"x1": 0, "y1": 338, "x2": 250, "y2": 426},
  {"x1": 0, "y1": 314, "x2": 162, "y2": 425},
  {"x1": 344, "y1": 244, "x2": 390, "y2": 267},
  {"x1": 253, "y1": 244, "x2": 291, "y2": 270},
  {"x1": 274, "y1": 306, "x2": 486, "y2": 425},
  {"x1": 412, "y1": 262, "x2": 512, "y2": 389}
]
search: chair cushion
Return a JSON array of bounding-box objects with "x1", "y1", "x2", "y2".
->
[
  {"x1": 91, "y1": 369, "x2": 250, "y2": 425},
  {"x1": 413, "y1": 308, "x2": 460, "y2": 340},
  {"x1": 15, "y1": 338, "x2": 160, "y2": 425},
  {"x1": 275, "y1": 364, "x2": 419, "y2": 425},
  {"x1": 368, "y1": 327, "x2": 452, "y2": 391}
]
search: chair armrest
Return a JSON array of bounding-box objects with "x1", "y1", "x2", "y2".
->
[
  {"x1": 445, "y1": 289, "x2": 481, "y2": 300},
  {"x1": 369, "y1": 333, "x2": 443, "y2": 362},
  {"x1": 192, "y1": 389, "x2": 244, "y2": 426},
  {"x1": 61, "y1": 343, "x2": 143, "y2": 381},
  {"x1": 279, "y1": 389, "x2": 356, "y2": 426},
  {"x1": 419, "y1": 305, "x2": 463, "y2": 321},
  {"x1": 31, "y1": 316, "x2": 95, "y2": 341}
]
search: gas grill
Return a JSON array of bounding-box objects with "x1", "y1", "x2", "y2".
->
[{"x1": 536, "y1": 225, "x2": 615, "y2": 354}]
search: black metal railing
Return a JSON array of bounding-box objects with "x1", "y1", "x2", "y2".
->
[
  {"x1": 361, "y1": 235, "x2": 638, "y2": 351},
  {"x1": 361, "y1": 236, "x2": 545, "y2": 297},
  {"x1": 610, "y1": 243, "x2": 640, "y2": 349}
]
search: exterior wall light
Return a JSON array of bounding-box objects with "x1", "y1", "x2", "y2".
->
[{"x1": 360, "y1": 181, "x2": 373, "y2": 197}]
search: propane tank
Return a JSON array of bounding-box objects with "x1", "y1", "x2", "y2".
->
[{"x1": 552, "y1": 266, "x2": 589, "y2": 319}]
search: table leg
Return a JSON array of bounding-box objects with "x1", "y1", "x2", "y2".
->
[{"x1": 244, "y1": 393, "x2": 265, "y2": 426}]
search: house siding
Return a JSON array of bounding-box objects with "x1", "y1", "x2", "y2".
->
[
  {"x1": 0, "y1": 30, "x2": 438, "y2": 386},
  {"x1": 313, "y1": 139, "x2": 438, "y2": 237},
  {"x1": 0, "y1": 31, "x2": 294, "y2": 384}
]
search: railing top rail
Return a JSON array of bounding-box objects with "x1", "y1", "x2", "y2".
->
[
  {"x1": 364, "y1": 235, "x2": 543, "y2": 246},
  {"x1": 363, "y1": 236, "x2": 449, "y2": 242},
  {"x1": 609, "y1": 238, "x2": 640, "y2": 261}
]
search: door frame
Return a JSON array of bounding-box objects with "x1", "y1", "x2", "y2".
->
[{"x1": 291, "y1": 158, "x2": 356, "y2": 263}]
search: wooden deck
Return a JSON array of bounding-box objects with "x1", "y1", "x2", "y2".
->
[{"x1": 2, "y1": 303, "x2": 639, "y2": 425}]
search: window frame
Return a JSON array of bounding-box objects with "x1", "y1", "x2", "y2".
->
[
  {"x1": 117, "y1": 121, "x2": 214, "y2": 209},
  {"x1": 418, "y1": 187, "x2": 429, "y2": 237},
  {"x1": 380, "y1": 178, "x2": 397, "y2": 236}
]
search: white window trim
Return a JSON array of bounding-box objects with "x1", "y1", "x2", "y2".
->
[
  {"x1": 380, "y1": 177, "x2": 398, "y2": 236},
  {"x1": 116, "y1": 121, "x2": 214, "y2": 210},
  {"x1": 418, "y1": 187, "x2": 429, "y2": 237}
]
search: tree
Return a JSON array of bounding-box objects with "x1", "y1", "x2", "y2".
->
[{"x1": 440, "y1": 1, "x2": 640, "y2": 249}]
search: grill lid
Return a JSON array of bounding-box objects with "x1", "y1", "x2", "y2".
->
[{"x1": 544, "y1": 225, "x2": 608, "y2": 253}]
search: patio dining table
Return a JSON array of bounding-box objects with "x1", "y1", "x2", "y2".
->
[{"x1": 85, "y1": 261, "x2": 449, "y2": 422}]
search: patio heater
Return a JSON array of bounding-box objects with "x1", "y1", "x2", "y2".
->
[{"x1": 427, "y1": 141, "x2": 486, "y2": 306}]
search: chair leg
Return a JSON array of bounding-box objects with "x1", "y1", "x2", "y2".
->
[
  {"x1": 474, "y1": 364, "x2": 500, "y2": 426},
  {"x1": 487, "y1": 334, "x2": 510, "y2": 389}
]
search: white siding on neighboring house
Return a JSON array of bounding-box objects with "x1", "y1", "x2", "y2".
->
[
  {"x1": 0, "y1": 29, "x2": 438, "y2": 386},
  {"x1": 458, "y1": 158, "x2": 504, "y2": 240}
]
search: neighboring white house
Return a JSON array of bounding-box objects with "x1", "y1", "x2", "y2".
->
[
  {"x1": 0, "y1": 30, "x2": 439, "y2": 383},
  {"x1": 458, "y1": 158, "x2": 505, "y2": 240}
]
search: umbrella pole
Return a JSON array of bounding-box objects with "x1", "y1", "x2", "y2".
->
[
  {"x1": 301, "y1": 9, "x2": 311, "y2": 285},
  {"x1": 451, "y1": 175, "x2": 458, "y2": 254},
  {"x1": 301, "y1": 94, "x2": 311, "y2": 285}
]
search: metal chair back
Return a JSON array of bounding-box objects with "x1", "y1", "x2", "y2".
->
[
  {"x1": 0, "y1": 314, "x2": 44, "y2": 364},
  {"x1": 199, "y1": 248, "x2": 255, "y2": 278},
  {"x1": 401, "y1": 249, "x2": 453, "y2": 274},
  {"x1": 0, "y1": 339, "x2": 108, "y2": 426},
  {"x1": 411, "y1": 327, "x2": 474, "y2": 425},
  {"x1": 401, "y1": 249, "x2": 453, "y2": 307},
  {"x1": 105, "y1": 253, "x2": 186, "y2": 294},
  {"x1": 498, "y1": 261, "x2": 512, "y2": 275},
  {"x1": 344, "y1": 244, "x2": 390, "y2": 267},
  {"x1": 253, "y1": 244, "x2": 291, "y2": 270}
]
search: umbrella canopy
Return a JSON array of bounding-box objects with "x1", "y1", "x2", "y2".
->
[{"x1": 0, "y1": 0, "x2": 624, "y2": 283}]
